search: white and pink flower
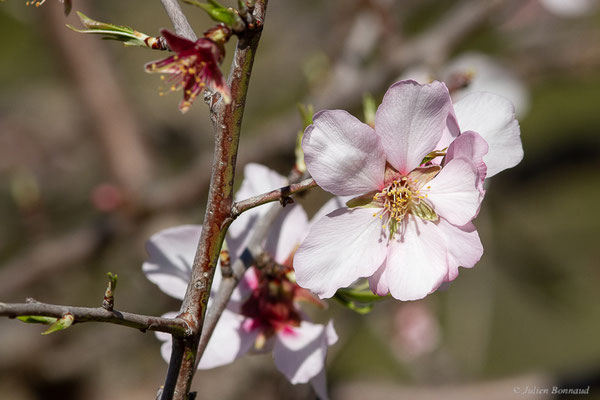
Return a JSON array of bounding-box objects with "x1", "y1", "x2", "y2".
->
[
  {"x1": 293, "y1": 80, "x2": 523, "y2": 301},
  {"x1": 143, "y1": 164, "x2": 338, "y2": 399}
]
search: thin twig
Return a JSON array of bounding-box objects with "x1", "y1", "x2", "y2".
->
[
  {"x1": 231, "y1": 177, "x2": 316, "y2": 218},
  {"x1": 0, "y1": 301, "x2": 191, "y2": 337},
  {"x1": 160, "y1": 0, "x2": 197, "y2": 41}
]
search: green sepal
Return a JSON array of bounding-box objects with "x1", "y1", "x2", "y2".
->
[
  {"x1": 42, "y1": 313, "x2": 74, "y2": 335},
  {"x1": 362, "y1": 93, "x2": 376, "y2": 127},
  {"x1": 346, "y1": 191, "x2": 378, "y2": 209},
  {"x1": 66, "y1": 12, "x2": 151, "y2": 48},
  {"x1": 17, "y1": 315, "x2": 57, "y2": 325},
  {"x1": 408, "y1": 165, "x2": 441, "y2": 186},
  {"x1": 421, "y1": 148, "x2": 447, "y2": 164},
  {"x1": 182, "y1": 0, "x2": 238, "y2": 27},
  {"x1": 334, "y1": 285, "x2": 389, "y2": 314},
  {"x1": 333, "y1": 292, "x2": 374, "y2": 314},
  {"x1": 410, "y1": 201, "x2": 438, "y2": 221}
]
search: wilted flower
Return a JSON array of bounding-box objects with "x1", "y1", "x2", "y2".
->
[
  {"x1": 145, "y1": 29, "x2": 231, "y2": 113},
  {"x1": 293, "y1": 80, "x2": 523, "y2": 301},
  {"x1": 143, "y1": 164, "x2": 338, "y2": 399}
]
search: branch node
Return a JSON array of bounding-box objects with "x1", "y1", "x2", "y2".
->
[
  {"x1": 279, "y1": 195, "x2": 294, "y2": 207},
  {"x1": 102, "y1": 272, "x2": 118, "y2": 311}
]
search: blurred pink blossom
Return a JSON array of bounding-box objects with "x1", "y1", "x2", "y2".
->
[{"x1": 392, "y1": 302, "x2": 440, "y2": 361}]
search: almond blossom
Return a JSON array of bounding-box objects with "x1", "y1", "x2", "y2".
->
[
  {"x1": 293, "y1": 80, "x2": 523, "y2": 301},
  {"x1": 145, "y1": 29, "x2": 231, "y2": 113},
  {"x1": 143, "y1": 164, "x2": 338, "y2": 399}
]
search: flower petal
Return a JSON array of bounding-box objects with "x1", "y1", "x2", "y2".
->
[
  {"x1": 384, "y1": 217, "x2": 448, "y2": 300},
  {"x1": 303, "y1": 110, "x2": 386, "y2": 196},
  {"x1": 426, "y1": 158, "x2": 482, "y2": 226},
  {"x1": 160, "y1": 29, "x2": 196, "y2": 53},
  {"x1": 445, "y1": 130, "x2": 489, "y2": 197},
  {"x1": 437, "y1": 219, "x2": 483, "y2": 282},
  {"x1": 375, "y1": 80, "x2": 453, "y2": 174},
  {"x1": 307, "y1": 196, "x2": 347, "y2": 232},
  {"x1": 143, "y1": 225, "x2": 200, "y2": 300},
  {"x1": 197, "y1": 309, "x2": 257, "y2": 369},
  {"x1": 273, "y1": 320, "x2": 337, "y2": 387},
  {"x1": 453, "y1": 92, "x2": 523, "y2": 177},
  {"x1": 368, "y1": 260, "x2": 389, "y2": 296},
  {"x1": 155, "y1": 312, "x2": 179, "y2": 364},
  {"x1": 294, "y1": 207, "x2": 388, "y2": 298},
  {"x1": 309, "y1": 368, "x2": 330, "y2": 400},
  {"x1": 227, "y1": 163, "x2": 289, "y2": 259},
  {"x1": 265, "y1": 203, "x2": 309, "y2": 265}
]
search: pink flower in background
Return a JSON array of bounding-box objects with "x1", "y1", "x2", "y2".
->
[
  {"x1": 145, "y1": 29, "x2": 231, "y2": 113},
  {"x1": 401, "y1": 52, "x2": 530, "y2": 118},
  {"x1": 143, "y1": 164, "x2": 338, "y2": 399},
  {"x1": 540, "y1": 0, "x2": 597, "y2": 17},
  {"x1": 392, "y1": 302, "x2": 440, "y2": 361},
  {"x1": 294, "y1": 80, "x2": 523, "y2": 301}
]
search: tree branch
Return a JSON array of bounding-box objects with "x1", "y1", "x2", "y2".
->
[
  {"x1": 231, "y1": 177, "x2": 316, "y2": 218},
  {"x1": 163, "y1": 2, "x2": 269, "y2": 398},
  {"x1": 161, "y1": 0, "x2": 197, "y2": 41},
  {"x1": 0, "y1": 300, "x2": 191, "y2": 337}
]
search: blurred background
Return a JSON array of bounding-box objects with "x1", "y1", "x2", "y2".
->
[{"x1": 1, "y1": 0, "x2": 600, "y2": 399}]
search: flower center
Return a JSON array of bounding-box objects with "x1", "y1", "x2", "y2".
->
[
  {"x1": 240, "y1": 265, "x2": 302, "y2": 347},
  {"x1": 371, "y1": 172, "x2": 438, "y2": 237}
]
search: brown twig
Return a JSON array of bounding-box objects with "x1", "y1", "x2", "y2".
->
[
  {"x1": 231, "y1": 177, "x2": 316, "y2": 218},
  {"x1": 0, "y1": 300, "x2": 191, "y2": 336},
  {"x1": 162, "y1": 2, "x2": 269, "y2": 398}
]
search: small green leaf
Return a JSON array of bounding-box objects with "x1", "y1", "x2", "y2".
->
[
  {"x1": 106, "y1": 272, "x2": 118, "y2": 291},
  {"x1": 42, "y1": 313, "x2": 74, "y2": 335},
  {"x1": 17, "y1": 315, "x2": 57, "y2": 325},
  {"x1": 67, "y1": 12, "x2": 152, "y2": 48},
  {"x1": 182, "y1": 0, "x2": 238, "y2": 27}
]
